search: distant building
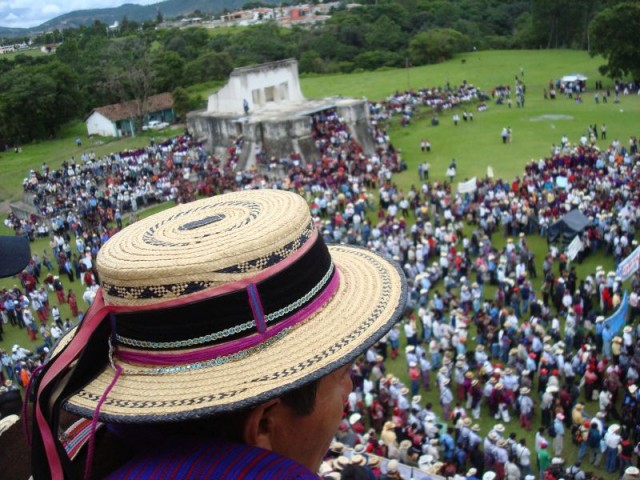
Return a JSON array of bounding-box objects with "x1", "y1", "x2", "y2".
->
[
  {"x1": 40, "y1": 44, "x2": 58, "y2": 54},
  {"x1": 85, "y1": 93, "x2": 175, "y2": 137},
  {"x1": 0, "y1": 42, "x2": 28, "y2": 54},
  {"x1": 188, "y1": 59, "x2": 372, "y2": 169}
]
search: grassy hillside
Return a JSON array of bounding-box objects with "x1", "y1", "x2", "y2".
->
[{"x1": 302, "y1": 50, "x2": 637, "y2": 191}]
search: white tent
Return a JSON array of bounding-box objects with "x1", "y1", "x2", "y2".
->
[{"x1": 561, "y1": 73, "x2": 588, "y2": 83}]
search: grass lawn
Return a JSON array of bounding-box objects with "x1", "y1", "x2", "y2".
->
[
  {"x1": 1, "y1": 48, "x2": 47, "y2": 60},
  {"x1": 0, "y1": 50, "x2": 631, "y2": 477}
]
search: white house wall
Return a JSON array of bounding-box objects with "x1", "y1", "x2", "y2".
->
[{"x1": 86, "y1": 112, "x2": 117, "y2": 137}]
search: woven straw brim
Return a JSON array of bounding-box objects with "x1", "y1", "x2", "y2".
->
[{"x1": 63, "y1": 245, "x2": 406, "y2": 422}]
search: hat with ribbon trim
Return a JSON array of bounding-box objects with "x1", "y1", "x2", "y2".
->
[{"x1": 30, "y1": 190, "x2": 406, "y2": 479}]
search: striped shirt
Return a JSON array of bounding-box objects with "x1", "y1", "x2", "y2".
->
[{"x1": 106, "y1": 438, "x2": 320, "y2": 479}]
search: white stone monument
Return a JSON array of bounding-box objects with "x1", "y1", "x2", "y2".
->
[{"x1": 207, "y1": 58, "x2": 304, "y2": 115}]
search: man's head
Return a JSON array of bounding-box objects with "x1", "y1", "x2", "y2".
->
[{"x1": 33, "y1": 190, "x2": 406, "y2": 476}]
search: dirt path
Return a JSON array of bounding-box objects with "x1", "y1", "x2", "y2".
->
[{"x1": 0, "y1": 199, "x2": 11, "y2": 216}]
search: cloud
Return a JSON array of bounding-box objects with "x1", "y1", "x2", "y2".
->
[{"x1": 42, "y1": 4, "x2": 62, "y2": 16}]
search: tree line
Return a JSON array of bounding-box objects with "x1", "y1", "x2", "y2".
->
[{"x1": 0, "y1": 0, "x2": 637, "y2": 147}]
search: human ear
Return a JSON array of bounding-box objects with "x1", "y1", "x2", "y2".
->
[{"x1": 242, "y1": 398, "x2": 281, "y2": 449}]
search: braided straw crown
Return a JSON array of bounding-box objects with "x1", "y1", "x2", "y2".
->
[{"x1": 98, "y1": 190, "x2": 313, "y2": 306}]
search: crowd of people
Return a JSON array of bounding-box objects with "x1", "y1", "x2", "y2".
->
[{"x1": 1, "y1": 79, "x2": 640, "y2": 480}]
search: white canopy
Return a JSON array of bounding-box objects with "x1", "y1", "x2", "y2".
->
[{"x1": 561, "y1": 73, "x2": 588, "y2": 83}]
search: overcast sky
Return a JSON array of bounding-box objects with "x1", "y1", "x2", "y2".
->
[{"x1": 0, "y1": 1, "x2": 159, "y2": 29}]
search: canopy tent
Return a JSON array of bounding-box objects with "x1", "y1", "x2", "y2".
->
[
  {"x1": 560, "y1": 73, "x2": 588, "y2": 84},
  {"x1": 547, "y1": 209, "x2": 590, "y2": 246}
]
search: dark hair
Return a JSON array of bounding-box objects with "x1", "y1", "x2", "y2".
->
[
  {"x1": 281, "y1": 378, "x2": 320, "y2": 416},
  {"x1": 157, "y1": 378, "x2": 320, "y2": 442},
  {"x1": 341, "y1": 465, "x2": 371, "y2": 480}
]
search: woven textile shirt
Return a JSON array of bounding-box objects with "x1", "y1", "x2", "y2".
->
[{"x1": 105, "y1": 438, "x2": 320, "y2": 479}]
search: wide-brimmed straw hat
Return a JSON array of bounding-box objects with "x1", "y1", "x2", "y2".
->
[{"x1": 35, "y1": 191, "x2": 406, "y2": 459}]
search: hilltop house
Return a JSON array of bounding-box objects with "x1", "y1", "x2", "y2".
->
[{"x1": 85, "y1": 93, "x2": 175, "y2": 137}]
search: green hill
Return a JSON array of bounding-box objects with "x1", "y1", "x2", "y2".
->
[{"x1": 0, "y1": 0, "x2": 282, "y2": 37}]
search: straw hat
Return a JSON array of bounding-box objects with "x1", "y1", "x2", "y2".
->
[
  {"x1": 350, "y1": 413, "x2": 362, "y2": 425},
  {"x1": 42, "y1": 190, "x2": 407, "y2": 423},
  {"x1": 351, "y1": 454, "x2": 366, "y2": 466},
  {"x1": 368, "y1": 455, "x2": 381, "y2": 468},
  {"x1": 419, "y1": 454, "x2": 434, "y2": 468},
  {"x1": 387, "y1": 459, "x2": 399, "y2": 473},
  {"x1": 330, "y1": 442, "x2": 345, "y2": 454},
  {"x1": 334, "y1": 456, "x2": 351, "y2": 470},
  {"x1": 400, "y1": 439, "x2": 412, "y2": 449}
]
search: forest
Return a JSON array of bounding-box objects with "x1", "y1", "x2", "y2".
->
[{"x1": 0, "y1": 0, "x2": 637, "y2": 146}]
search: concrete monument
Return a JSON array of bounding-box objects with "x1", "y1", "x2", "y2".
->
[{"x1": 188, "y1": 59, "x2": 373, "y2": 169}]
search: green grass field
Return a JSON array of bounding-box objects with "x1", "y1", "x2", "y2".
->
[{"x1": 0, "y1": 50, "x2": 631, "y2": 477}]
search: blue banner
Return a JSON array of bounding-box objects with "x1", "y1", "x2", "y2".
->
[
  {"x1": 602, "y1": 292, "x2": 629, "y2": 343},
  {"x1": 617, "y1": 246, "x2": 640, "y2": 281}
]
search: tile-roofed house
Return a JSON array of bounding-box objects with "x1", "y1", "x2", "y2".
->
[{"x1": 85, "y1": 92, "x2": 175, "y2": 137}]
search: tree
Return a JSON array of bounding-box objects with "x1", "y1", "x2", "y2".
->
[
  {"x1": 152, "y1": 50, "x2": 185, "y2": 92},
  {"x1": 409, "y1": 29, "x2": 470, "y2": 66},
  {"x1": 101, "y1": 38, "x2": 156, "y2": 133},
  {"x1": 171, "y1": 87, "x2": 191, "y2": 120},
  {"x1": 0, "y1": 62, "x2": 83, "y2": 143},
  {"x1": 531, "y1": 0, "x2": 582, "y2": 48},
  {"x1": 364, "y1": 15, "x2": 408, "y2": 52},
  {"x1": 183, "y1": 52, "x2": 233, "y2": 85},
  {"x1": 299, "y1": 50, "x2": 325, "y2": 74},
  {"x1": 354, "y1": 50, "x2": 403, "y2": 70},
  {"x1": 589, "y1": 1, "x2": 640, "y2": 79}
]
